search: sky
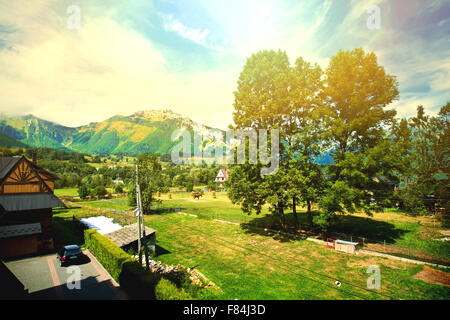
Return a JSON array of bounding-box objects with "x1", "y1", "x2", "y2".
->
[{"x1": 0, "y1": 0, "x2": 448, "y2": 130}]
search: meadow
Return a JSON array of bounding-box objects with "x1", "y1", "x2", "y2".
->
[{"x1": 52, "y1": 189, "x2": 450, "y2": 300}]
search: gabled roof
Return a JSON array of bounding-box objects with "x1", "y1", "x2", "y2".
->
[
  {"x1": 0, "y1": 157, "x2": 21, "y2": 180},
  {"x1": 28, "y1": 159, "x2": 60, "y2": 181},
  {"x1": 216, "y1": 168, "x2": 229, "y2": 179},
  {"x1": 0, "y1": 155, "x2": 60, "y2": 185}
]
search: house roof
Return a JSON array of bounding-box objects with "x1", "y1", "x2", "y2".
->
[
  {"x1": 104, "y1": 223, "x2": 156, "y2": 248},
  {"x1": 0, "y1": 193, "x2": 66, "y2": 212},
  {"x1": 0, "y1": 156, "x2": 21, "y2": 180},
  {"x1": 216, "y1": 168, "x2": 229, "y2": 179},
  {"x1": 28, "y1": 160, "x2": 59, "y2": 181},
  {"x1": 0, "y1": 156, "x2": 59, "y2": 182}
]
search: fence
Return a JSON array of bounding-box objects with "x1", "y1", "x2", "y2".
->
[{"x1": 326, "y1": 232, "x2": 450, "y2": 266}]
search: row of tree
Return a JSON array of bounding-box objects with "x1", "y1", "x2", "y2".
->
[
  {"x1": 0, "y1": 146, "x2": 224, "y2": 191},
  {"x1": 226, "y1": 48, "x2": 449, "y2": 233}
]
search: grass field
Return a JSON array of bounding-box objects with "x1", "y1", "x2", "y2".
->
[
  {"x1": 151, "y1": 192, "x2": 450, "y2": 262},
  {"x1": 53, "y1": 190, "x2": 450, "y2": 299},
  {"x1": 144, "y1": 213, "x2": 450, "y2": 300},
  {"x1": 56, "y1": 189, "x2": 450, "y2": 263},
  {"x1": 54, "y1": 188, "x2": 79, "y2": 197},
  {"x1": 52, "y1": 203, "x2": 450, "y2": 300}
]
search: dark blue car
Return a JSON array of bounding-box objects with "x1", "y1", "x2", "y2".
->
[{"x1": 56, "y1": 245, "x2": 83, "y2": 267}]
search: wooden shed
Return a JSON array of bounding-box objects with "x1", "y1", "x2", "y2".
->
[
  {"x1": 334, "y1": 239, "x2": 360, "y2": 255},
  {"x1": 0, "y1": 155, "x2": 65, "y2": 258},
  {"x1": 104, "y1": 223, "x2": 156, "y2": 254}
]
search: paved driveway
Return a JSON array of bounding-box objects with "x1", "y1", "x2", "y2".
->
[{"x1": 4, "y1": 250, "x2": 127, "y2": 300}]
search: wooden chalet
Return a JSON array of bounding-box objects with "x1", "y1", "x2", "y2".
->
[{"x1": 0, "y1": 155, "x2": 65, "y2": 258}]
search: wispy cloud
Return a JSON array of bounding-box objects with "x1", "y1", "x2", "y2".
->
[
  {"x1": 161, "y1": 13, "x2": 211, "y2": 47},
  {"x1": 0, "y1": 1, "x2": 237, "y2": 129},
  {"x1": 0, "y1": 0, "x2": 448, "y2": 130}
]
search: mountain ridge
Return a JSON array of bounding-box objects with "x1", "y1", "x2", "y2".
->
[{"x1": 0, "y1": 109, "x2": 224, "y2": 155}]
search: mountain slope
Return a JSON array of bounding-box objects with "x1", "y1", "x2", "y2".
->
[
  {"x1": 0, "y1": 114, "x2": 75, "y2": 150},
  {"x1": 0, "y1": 110, "x2": 224, "y2": 155},
  {"x1": 0, "y1": 132, "x2": 28, "y2": 147}
]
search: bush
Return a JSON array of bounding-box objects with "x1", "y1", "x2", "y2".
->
[
  {"x1": 91, "y1": 185, "x2": 107, "y2": 199},
  {"x1": 84, "y1": 229, "x2": 130, "y2": 282},
  {"x1": 185, "y1": 182, "x2": 194, "y2": 192},
  {"x1": 84, "y1": 229, "x2": 192, "y2": 300},
  {"x1": 77, "y1": 184, "x2": 90, "y2": 199},
  {"x1": 114, "y1": 183, "x2": 124, "y2": 194},
  {"x1": 398, "y1": 184, "x2": 429, "y2": 215},
  {"x1": 155, "y1": 278, "x2": 193, "y2": 300},
  {"x1": 119, "y1": 260, "x2": 161, "y2": 299}
]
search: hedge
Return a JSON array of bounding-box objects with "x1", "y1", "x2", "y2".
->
[
  {"x1": 83, "y1": 229, "x2": 193, "y2": 300},
  {"x1": 155, "y1": 278, "x2": 192, "y2": 300},
  {"x1": 84, "y1": 229, "x2": 129, "y2": 282}
]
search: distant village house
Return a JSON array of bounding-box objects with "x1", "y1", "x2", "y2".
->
[{"x1": 214, "y1": 168, "x2": 230, "y2": 183}]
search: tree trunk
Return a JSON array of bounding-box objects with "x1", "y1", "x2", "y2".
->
[
  {"x1": 307, "y1": 199, "x2": 313, "y2": 228},
  {"x1": 278, "y1": 201, "x2": 286, "y2": 230},
  {"x1": 292, "y1": 197, "x2": 299, "y2": 230}
]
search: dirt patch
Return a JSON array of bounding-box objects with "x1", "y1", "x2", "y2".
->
[{"x1": 413, "y1": 266, "x2": 450, "y2": 287}]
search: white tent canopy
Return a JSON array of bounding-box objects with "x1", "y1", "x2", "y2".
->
[{"x1": 80, "y1": 216, "x2": 123, "y2": 235}]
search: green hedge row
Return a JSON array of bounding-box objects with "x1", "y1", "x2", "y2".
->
[
  {"x1": 84, "y1": 229, "x2": 129, "y2": 282},
  {"x1": 155, "y1": 278, "x2": 192, "y2": 300},
  {"x1": 83, "y1": 229, "x2": 193, "y2": 300}
]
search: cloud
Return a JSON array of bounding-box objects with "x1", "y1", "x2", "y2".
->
[
  {"x1": 0, "y1": 1, "x2": 236, "y2": 130},
  {"x1": 162, "y1": 14, "x2": 211, "y2": 47},
  {"x1": 0, "y1": 0, "x2": 447, "y2": 131}
]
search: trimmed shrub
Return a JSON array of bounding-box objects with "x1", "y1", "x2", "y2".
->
[
  {"x1": 119, "y1": 260, "x2": 161, "y2": 299},
  {"x1": 84, "y1": 229, "x2": 193, "y2": 300},
  {"x1": 155, "y1": 278, "x2": 193, "y2": 300},
  {"x1": 84, "y1": 229, "x2": 129, "y2": 282}
]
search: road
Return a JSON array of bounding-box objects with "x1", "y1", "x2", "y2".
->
[{"x1": 4, "y1": 250, "x2": 128, "y2": 300}]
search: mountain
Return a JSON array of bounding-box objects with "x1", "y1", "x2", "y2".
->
[
  {"x1": 0, "y1": 114, "x2": 75, "y2": 150},
  {"x1": 0, "y1": 132, "x2": 28, "y2": 147},
  {"x1": 0, "y1": 110, "x2": 225, "y2": 155}
]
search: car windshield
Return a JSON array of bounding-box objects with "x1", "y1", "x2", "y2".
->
[{"x1": 65, "y1": 248, "x2": 81, "y2": 255}]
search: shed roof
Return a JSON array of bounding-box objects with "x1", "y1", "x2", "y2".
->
[
  {"x1": 0, "y1": 193, "x2": 66, "y2": 212},
  {"x1": 104, "y1": 223, "x2": 156, "y2": 248},
  {"x1": 335, "y1": 239, "x2": 359, "y2": 246}
]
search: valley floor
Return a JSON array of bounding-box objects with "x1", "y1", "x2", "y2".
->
[{"x1": 52, "y1": 190, "x2": 450, "y2": 300}]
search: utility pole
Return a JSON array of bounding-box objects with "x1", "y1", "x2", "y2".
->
[
  {"x1": 135, "y1": 165, "x2": 142, "y2": 265},
  {"x1": 135, "y1": 164, "x2": 150, "y2": 270}
]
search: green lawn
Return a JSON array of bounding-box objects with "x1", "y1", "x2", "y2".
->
[
  {"x1": 64, "y1": 192, "x2": 449, "y2": 264},
  {"x1": 153, "y1": 192, "x2": 449, "y2": 263},
  {"x1": 144, "y1": 212, "x2": 449, "y2": 300},
  {"x1": 51, "y1": 191, "x2": 450, "y2": 299},
  {"x1": 54, "y1": 188, "x2": 79, "y2": 197},
  {"x1": 78, "y1": 198, "x2": 133, "y2": 211},
  {"x1": 51, "y1": 206, "x2": 450, "y2": 300}
]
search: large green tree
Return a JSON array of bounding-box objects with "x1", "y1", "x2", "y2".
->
[
  {"x1": 315, "y1": 48, "x2": 400, "y2": 234},
  {"x1": 228, "y1": 50, "x2": 326, "y2": 230},
  {"x1": 229, "y1": 50, "x2": 292, "y2": 229},
  {"x1": 398, "y1": 103, "x2": 449, "y2": 214}
]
